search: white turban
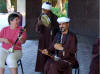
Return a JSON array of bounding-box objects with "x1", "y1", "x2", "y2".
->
[
  {"x1": 57, "y1": 17, "x2": 70, "y2": 24},
  {"x1": 42, "y1": 2, "x2": 52, "y2": 10}
]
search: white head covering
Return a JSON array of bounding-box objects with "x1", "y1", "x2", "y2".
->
[
  {"x1": 42, "y1": 2, "x2": 52, "y2": 10},
  {"x1": 57, "y1": 17, "x2": 70, "y2": 24}
]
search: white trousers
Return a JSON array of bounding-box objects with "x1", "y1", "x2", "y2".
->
[{"x1": 0, "y1": 47, "x2": 22, "y2": 68}]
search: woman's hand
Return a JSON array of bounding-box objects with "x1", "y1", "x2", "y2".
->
[
  {"x1": 18, "y1": 35, "x2": 26, "y2": 44},
  {"x1": 0, "y1": 38, "x2": 12, "y2": 44}
]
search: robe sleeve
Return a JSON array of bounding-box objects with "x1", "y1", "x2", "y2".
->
[
  {"x1": 34, "y1": 18, "x2": 39, "y2": 32},
  {"x1": 69, "y1": 34, "x2": 77, "y2": 55},
  {"x1": 48, "y1": 34, "x2": 59, "y2": 55},
  {"x1": 92, "y1": 38, "x2": 99, "y2": 57},
  {"x1": 63, "y1": 33, "x2": 77, "y2": 60}
]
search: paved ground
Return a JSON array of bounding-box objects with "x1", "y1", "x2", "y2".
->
[
  {"x1": 76, "y1": 35, "x2": 96, "y2": 74},
  {"x1": 3, "y1": 34, "x2": 96, "y2": 74}
]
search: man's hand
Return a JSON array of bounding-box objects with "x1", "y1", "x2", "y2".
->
[
  {"x1": 37, "y1": 18, "x2": 42, "y2": 25},
  {"x1": 42, "y1": 49, "x2": 48, "y2": 55},
  {"x1": 54, "y1": 43, "x2": 64, "y2": 50}
]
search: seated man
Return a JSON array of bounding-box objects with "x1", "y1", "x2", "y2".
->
[{"x1": 42, "y1": 17, "x2": 78, "y2": 74}]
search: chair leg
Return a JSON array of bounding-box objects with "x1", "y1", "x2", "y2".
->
[
  {"x1": 75, "y1": 69, "x2": 77, "y2": 74},
  {"x1": 78, "y1": 67, "x2": 79, "y2": 74},
  {"x1": 20, "y1": 60, "x2": 24, "y2": 74},
  {"x1": 75, "y1": 68, "x2": 80, "y2": 74}
]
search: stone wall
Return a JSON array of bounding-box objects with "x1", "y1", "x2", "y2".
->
[
  {"x1": 26, "y1": 0, "x2": 41, "y2": 39},
  {"x1": 68, "y1": 0, "x2": 99, "y2": 38},
  {"x1": 26, "y1": 0, "x2": 99, "y2": 39}
]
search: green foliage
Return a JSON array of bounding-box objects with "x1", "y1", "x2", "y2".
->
[
  {"x1": 0, "y1": 0, "x2": 7, "y2": 13},
  {"x1": 51, "y1": 7, "x2": 67, "y2": 17},
  {"x1": 65, "y1": 2, "x2": 68, "y2": 17},
  {"x1": 11, "y1": 0, "x2": 17, "y2": 11},
  {"x1": 0, "y1": 0, "x2": 17, "y2": 13},
  {"x1": 65, "y1": 2, "x2": 68, "y2": 11}
]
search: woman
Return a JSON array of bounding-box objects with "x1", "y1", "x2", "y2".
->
[{"x1": 0, "y1": 13, "x2": 26, "y2": 74}]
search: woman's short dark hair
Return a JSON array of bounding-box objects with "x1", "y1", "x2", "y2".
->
[{"x1": 8, "y1": 13, "x2": 19, "y2": 24}]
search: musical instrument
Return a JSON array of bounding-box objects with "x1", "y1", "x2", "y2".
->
[
  {"x1": 8, "y1": 29, "x2": 25, "y2": 53},
  {"x1": 39, "y1": 49, "x2": 53, "y2": 59},
  {"x1": 55, "y1": 33, "x2": 65, "y2": 57},
  {"x1": 39, "y1": 49, "x2": 72, "y2": 65},
  {"x1": 41, "y1": 14, "x2": 51, "y2": 27}
]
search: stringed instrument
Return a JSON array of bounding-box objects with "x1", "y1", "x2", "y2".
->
[{"x1": 8, "y1": 28, "x2": 25, "y2": 53}]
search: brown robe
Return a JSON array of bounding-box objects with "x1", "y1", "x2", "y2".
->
[
  {"x1": 44, "y1": 31, "x2": 78, "y2": 74},
  {"x1": 35, "y1": 12, "x2": 59, "y2": 72},
  {"x1": 89, "y1": 38, "x2": 100, "y2": 74}
]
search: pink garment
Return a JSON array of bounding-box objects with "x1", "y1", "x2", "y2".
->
[{"x1": 0, "y1": 26, "x2": 26, "y2": 50}]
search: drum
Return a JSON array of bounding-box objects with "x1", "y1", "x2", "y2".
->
[{"x1": 41, "y1": 14, "x2": 51, "y2": 27}]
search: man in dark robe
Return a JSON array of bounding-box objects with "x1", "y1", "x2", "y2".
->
[
  {"x1": 89, "y1": 38, "x2": 100, "y2": 74},
  {"x1": 35, "y1": 2, "x2": 59, "y2": 72},
  {"x1": 42, "y1": 17, "x2": 78, "y2": 74}
]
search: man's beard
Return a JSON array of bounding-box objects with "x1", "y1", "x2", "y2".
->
[{"x1": 60, "y1": 28, "x2": 65, "y2": 32}]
